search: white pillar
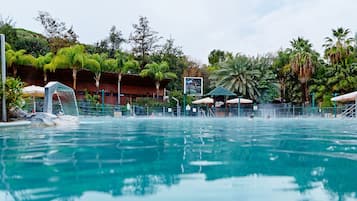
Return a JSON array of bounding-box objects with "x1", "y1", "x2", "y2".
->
[{"x1": 1, "y1": 34, "x2": 6, "y2": 122}]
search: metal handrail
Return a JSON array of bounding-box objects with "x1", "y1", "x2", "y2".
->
[{"x1": 341, "y1": 104, "x2": 356, "y2": 118}]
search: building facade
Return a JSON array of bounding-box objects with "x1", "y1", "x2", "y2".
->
[{"x1": 15, "y1": 66, "x2": 171, "y2": 105}]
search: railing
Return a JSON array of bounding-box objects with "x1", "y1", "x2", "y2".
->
[
  {"x1": 23, "y1": 99, "x2": 353, "y2": 119},
  {"x1": 341, "y1": 104, "x2": 356, "y2": 118}
]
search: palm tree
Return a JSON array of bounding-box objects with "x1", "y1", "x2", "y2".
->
[
  {"x1": 85, "y1": 53, "x2": 110, "y2": 91},
  {"x1": 5, "y1": 48, "x2": 35, "y2": 77},
  {"x1": 54, "y1": 44, "x2": 86, "y2": 90},
  {"x1": 140, "y1": 61, "x2": 177, "y2": 99},
  {"x1": 290, "y1": 37, "x2": 318, "y2": 104},
  {"x1": 34, "y1": 52, "x2": 53, "y2": 84},
  {"x1": 209, "y1": 55, "x2": 261, "y2": 100},
  {"x1": 108, "y1": 52, "x2": 139, "y2": 105},
  {"x1": 323, "y1": 27, "x2": 354, "y2": 65}
]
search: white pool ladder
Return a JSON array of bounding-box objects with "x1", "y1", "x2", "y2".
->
[{"x1": 341, "y1": 104, "x2": 356, "y2": 118}]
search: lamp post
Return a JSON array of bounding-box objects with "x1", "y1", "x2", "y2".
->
[
  {"x1": 101, "y1": 89, "x2": 105, "y2": 114},
  {"x1": 311, "y1": 92, "x2": 315, "y2": 115},
  {"x1": 333, "y1": 93, "x2": 338, "y2": 118},
  {"x1": 183, "y1": 93, "x2": 186, "y2": 116},
  {"x1": 237, "y1": 96, "x2": 242, "y2": 117},
  {"x1": 1, "y1": 34, "x2": 6, "y2": 122}
]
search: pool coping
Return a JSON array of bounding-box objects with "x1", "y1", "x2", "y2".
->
[{"x1": 0, "y1": 120, "x2": 31, "y2": 128}]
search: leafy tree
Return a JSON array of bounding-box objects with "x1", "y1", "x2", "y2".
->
[
  {"x1": 84, "y1": 90, "x2": 100, "y2": 106},
  {"x1": 13, "y1": 28, "x2": 50, "y2": 57},
  {"x1": 272, "y1": 49, "x2": 292, "y2": 102},
  {"x1": 140, "y1": 61, "x2": 177, "y2": 99},
  {"x1": 108, "y1": 26, "x2": 125, "y2": 57},
  {"x1": 36, "y1": 11, "x2": 78, "y2": 53},
  {"x1": 208, "y1": 49, "x2": 232, "y2": 65},
  {"x1": 207, "y1": 50, "x2": 233, "y2": 73},
  {"x1": 52, "y1": 44, "x2": 86, "y2": 89},
  {"x1": 129, "y1": 16, "x2": 161, "y2": 68},
  {"x1": 290, "y1": 37, "x2": 318, "y2": 104},
  {"x1": 0, "y1": 16, "x2": 17, "y2": 46},
  {"x1": 253, "y1": 55, "x2": 279, "y2": 103},
  {"x1": 153, "y1": 38, "x2": 186, "y2": 90}
]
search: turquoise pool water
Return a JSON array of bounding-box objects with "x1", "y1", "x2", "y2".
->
[{"x1": 1, "y1": 117, "x2": 357, "y2": 201}]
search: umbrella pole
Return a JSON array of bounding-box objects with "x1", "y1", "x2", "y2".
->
[{"x1": 33, "y1": 96, "x2": 36, "y2": 113}]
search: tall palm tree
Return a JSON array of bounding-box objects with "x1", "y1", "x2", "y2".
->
[
  {"x1": 140, "y1": 61, "x2": 177, "y2": 99},
  {"x1": 209, "y1": 55, "x2": 261, "y2": 100},
  {"x1": 85, "y1": 53, "x2": 110, "y2": 91},
  {"x1": 108, "y1": 52, "x2": 139, "y2": 105},
  {"x1": 54, "y1": 44, "x2": 86, "y2": 90},
  {"x1": 35, "y1": 52, "x2": 53, "y2": 84},
  {"x1": 290, "y1": 37, "x2": 318, "y2": 104},
  {"x1": 323, "y1": 27, "x2": 354, "y2": 65}
]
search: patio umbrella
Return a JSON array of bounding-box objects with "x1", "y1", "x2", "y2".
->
[
  {"x1": 331, "y1": 91, "x2": 357, "y2": 103},
  {"x1": 226, "y1": 97, "x2": 253, "y2": 104},
  {"x1": 23, "y1": 85, "x2": 45, "y2": 113},
  {"x1": 192, "y1": 97, "x2": 214, "y2": 104}
]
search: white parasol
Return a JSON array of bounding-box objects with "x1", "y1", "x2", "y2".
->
[
  {"x1": 23, "y1": 85, "x2": 45, "y2": 113},
  {"x1": 226, "y1": 97, "x2": 253, "y2": 104},
  {"x1": 192, "y1": 97, "x2": 214, "y2": 104},
  {"x1": 331, "y1": 91, "x2": 357, "y2": 103}
]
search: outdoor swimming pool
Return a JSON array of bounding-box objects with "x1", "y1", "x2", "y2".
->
[{"x1": 1, "y1": 117, "x2": 357, "y2": 201}]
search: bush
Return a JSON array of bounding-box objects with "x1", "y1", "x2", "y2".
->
[{"x1": 0, "y1": 76, "x2": 25, "y2": 112}]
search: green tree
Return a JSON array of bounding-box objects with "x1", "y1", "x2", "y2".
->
[
  {"x1": 322, "y1": 27, "x2": 357, "y2": 94},
  {"x1": 290, "y1": 37, "x2": 318, "y2": 104},
  {"x1": 140, "y1": 61, "x2": 177, "y2": 99},
  {"x1": 323, "y1": 27, "x2": 354, "y2": 65},
  {"x1": 85, "y1": 53, "x2": 111, "y2": 90},
  {"x1": 34, "y1": 52, "x2": 54, "y2": 84},
  {"x1": 210, "y1": 54, "x2": 261, "y2": 100},
  {"x1": 152, "y1": 38, "x2": 186, "y2": 90},
  {"x1": 253, "y1": 55, "x2": 278, "y2": 103},
  {"x1": 13, "y1": 28, "x2": 50, "y2": 57},
  {"x1": 208, "y1": 49, "x2": 233, "y2": 65},
  {"x1": 5, "y1": 47, "x2": 35, "y2": 77},
  {"x1": 108, "y1": 52, "x2": 139, "y2": 105},
  {"x1": 0, "y1": 17, "x2": 17, "y2": 47},
  {"x1": 272, "y1": 49, "x2": 292, "y2": 102},
  {"x1": 52, "y1": 44, "x2": 86, "y2": 90},
  {"x1": 129, "y1": 16, "x2": 161, "y2": 68},
  {"x1": 36, "y1": 11, "x2": 78, "y2": 53},
  {"x1": 0, "y1": 77, "x2": 25, "y2": 116},
  {"x1": 108, "y1": 25, "x2": 125, "y2": 57}
]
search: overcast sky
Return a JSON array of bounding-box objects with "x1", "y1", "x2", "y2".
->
[{"x1": 1, "y1": 0, "x2": 357, "y2": 64}]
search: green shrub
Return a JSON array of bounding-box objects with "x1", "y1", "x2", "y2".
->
[{"x1": 0, "y1": 77, "x2": 25, "y2": 111}]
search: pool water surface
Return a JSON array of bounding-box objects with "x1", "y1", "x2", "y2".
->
[{"x1": 1, "y1": 117, "x2": 357, "y2": 201}]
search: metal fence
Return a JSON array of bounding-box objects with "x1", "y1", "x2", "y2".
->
[
  {"x1": 23, "y1": 99, "x2": 354, "y2": 118},
  {"x1": 76, "y1": 103, "x2": 349, "y2": 118}
]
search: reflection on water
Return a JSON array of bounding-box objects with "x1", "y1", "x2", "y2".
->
[{"x1": 1, "y1": 118, "x2": 357, "y2": 201}]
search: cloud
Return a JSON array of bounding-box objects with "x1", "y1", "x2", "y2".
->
[{"x1": 1, "y1": 0, "x2": 357, "y2": 63}]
